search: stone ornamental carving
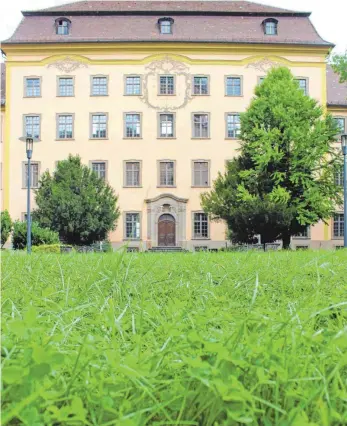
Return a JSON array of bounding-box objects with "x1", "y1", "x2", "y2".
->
[
  {"x1": 140, "y1": 56, "x2": 193, "y2": 111},
  {"x1": 48, "y1": 56, "x2": 88, "y2": 73},
  {"x1": 246, "y1": 57, "x2": 282, "y2": 73}
]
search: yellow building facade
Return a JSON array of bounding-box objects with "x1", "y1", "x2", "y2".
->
[{"x1": 1, "y1": 1, "x2": 346, "y2": 250}]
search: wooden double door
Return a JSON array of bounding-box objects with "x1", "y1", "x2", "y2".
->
[{"x1": 158, "y1": 214, "x2": 176, "y2": 246}]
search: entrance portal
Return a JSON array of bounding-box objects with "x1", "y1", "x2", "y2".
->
[{"x1": 158, "y1": 214, "x2": 176, "y2": 246}]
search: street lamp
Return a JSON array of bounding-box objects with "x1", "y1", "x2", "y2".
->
[
  {"x1": 19, "y1": 136, "x2": 39, "y2": 254},
  {"x1": 342, "y1": 134, "x2": 347, "y2": 248}
]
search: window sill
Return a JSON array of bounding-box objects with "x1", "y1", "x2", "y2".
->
[
  {"x1": 89, "y1": 138, "x2": 109, "y2": 141},
  {"x1": 225, "y1": 95, "x2": 243, "y2": 97},
  {"x1": 157, "y1": 137, "x2": 176, "y2": 140},
  {"x1": 23, "y1": 96, "x2": 42, "y2": 99},
  {"x1": 157, "y1": 94, "x2": 176, "y2": 96},
  {"x1": 292, "y1": 236, "x2": 310, "y2": 240},
  {"x1": 123, "y1": 186, "x2": 142, "y2": 188},
  {"x1": 191, "y1": 137, "x2": 211, "y2": 140},
  {"x1": 22, "y1": 187, "x2": 38, "y2": 190},
  {"x1": 192, "y1": 94, "x2": 210, "y2": 96},
  {"x1": 332, "y1": 236, "x2": 344, "y2": 240},
  {"x1": 124, "y1": 94, "x2": 142, "y2": 96},
  {"x1": 123, "y1": 137, "x2": 143, "y2": 140},
  {"x1": 55, "y1": 138, "x2": 75, "y2": 141},
  {"x1": 191, "y1": 186, "x2": 210, "y2": 188},
  {"x1": 123, "y1": 238, "x2": 142, "y2": 241},
  {"x1": 157, "y1": 185, "x2": 176, "y2": 188},
  {"x1": 191, "y1": 238, "x2": 211, "y2": 240},
  {"x1": 225, "y1": 137, "x2": 240, "y2": 140},
  {"x1": 90, "y1": 94, "x2": 109, "y2": 97},
  {"x1": 57, "y1": 95, "x2": 75, "y2": 97}
]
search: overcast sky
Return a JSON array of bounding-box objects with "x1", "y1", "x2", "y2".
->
[{"x1": 0, "y1": 0, "x2": 346, "y2": 53}]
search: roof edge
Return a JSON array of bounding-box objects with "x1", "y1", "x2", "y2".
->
[
  {"x1": 21, "y1": 10, "x2": 311, "y2": 17},
  {"x1": 1, "y1": 40, "x2": 333, "y2": 48}
]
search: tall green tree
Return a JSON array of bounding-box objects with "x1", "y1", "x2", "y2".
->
[
  {"x1": 202, "y1": 67, "x2": 342, "y2": 248},
  {"x1": 331, "y1": 51, "x2": 347, "y2": 83},
  {"x1": 34, "y1": 155, "x2": 120, "y2": 245}
]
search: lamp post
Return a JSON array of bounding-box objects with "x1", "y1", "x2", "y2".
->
[
  {"x1": 19, "y1": 136, "x2": 39, "y2": 254},
  {"x1": 342, "y1": 134, "x2": 347, "y2": 248}
]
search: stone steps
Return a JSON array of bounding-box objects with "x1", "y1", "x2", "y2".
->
[{"x1": 148, "y1": 246, "x2": 186, "y2": 252}]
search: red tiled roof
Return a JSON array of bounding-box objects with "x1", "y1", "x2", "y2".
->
[
  {"x1": 25, "y1": 1, "x2": 305, "y2": 15},
  {"x1": 327, "y1": 64, "x2": 347, "y2": 107},
  {"x1": 2, "y1": 14, "x2": 331, "y2": 46},
  {"x1": 1, "y1": 63, "x2": 5, "y2": 106}
]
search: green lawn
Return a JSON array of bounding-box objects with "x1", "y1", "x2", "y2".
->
[{"x1": 2, "y1": 250, "x2": 347, "y2": 425}]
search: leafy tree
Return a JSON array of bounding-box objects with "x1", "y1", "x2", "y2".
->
[
  {"x1": 0, "y1": 210, "x2": 13, "y2": 248},
  {"x1": 12, "y1": 221, "x2": 59, "y2": 250},
  {"x1": 33, "y1": 155, "x2": 120, "y2": 245},
  {"x1": 331, "y1": 51, "x2": 347, "y2": 83},
  {"x1": 202, "y1": 67, "x2": 342, "y2": 248}
]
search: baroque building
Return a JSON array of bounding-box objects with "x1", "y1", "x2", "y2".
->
[{"x1": 1, "y1": 0, "x2": 346, "y2": 250}]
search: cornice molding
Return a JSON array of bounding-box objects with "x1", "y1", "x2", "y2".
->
[{"x1": 145, "y1": 193, "x2": 189, "y2": 204}]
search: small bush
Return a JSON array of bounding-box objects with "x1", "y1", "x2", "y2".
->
[
  {"x1": 0, "y1": 210, "x2": 13, "y2": 247},
  {"x1": 12, "y1": 221, "x2": 60, "y2": 250},
  {"x1": 32, "y1": 244, "x2": 61, "y2": 254},
  {"x1": 90, "y1": 240, "x2": 113, "y2": 253}
]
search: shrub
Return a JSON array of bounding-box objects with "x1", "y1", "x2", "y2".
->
[
  {"x1": 0, "y1": 210, "x2": 13, "y2": 247},
  {"x1": 33, "y1": 155, "x2": 120, "y2": 245},
  {"x1": 32, "y1": 244, "x2": 61, "y2": 254},
  {"x1": 12, "y1": 221, "x2": 60, "y2": 250}
]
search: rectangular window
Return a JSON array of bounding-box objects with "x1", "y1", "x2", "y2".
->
[
  {"x1": 294, "y1": 226, "x2": 310, "y2": 238},
  {"x1": 58, "y1": 77, "x2": 74, "y2": 97},
  {"x1": 258, "y1": 76, "x2": 266, "y2": 85},
  {"x1": 125, "y1": 213, "x2": 140, "y2": 239},
  {"x1": 91, "y1": 162, "x2": 106, "y2": 180},
  {"x1": 125, "y1": 113, "x2": 141, "y2": 138},
  {"x1": 225, "y1": 77, "x2": 242, "y2": 96},
  {"x1": 193, "y1": 76, "x2": 209, "y2": 95},
  {"x1": 193, "y1": 113, "x2": 209, "y2": 138},
  {"x1": 335, "y1": 167, "x2": 343, "y2": 186},
  {"x1": 91, "y1": 76, "x2": 108, "y2": 96},
  {"x1": 226, "y1": 113, "x2": 241, "y2": 138},
  {"x1": 296, "y1": 78, "x2": 308, "y2": 95},
  {"x1": 57, "y1": 114, "x2": 73, "y2": 139},
  {"x1": 193, "y1": 213, "x2": 209, "y2": 239},
  {"x1": 333, "y1": 214, "x2": 344, "y2": 238},
  {"x1": 159, "y1": 161, "x2": 175, "y2": 186},
  {"x1": 159, "y1": 76, "x2": 174, "y2": 95},
  {"x1": 24, "y1": 115, "x2": 40, "y2": 139},
  {"x1": 21, "y1": 212, "x2": 33, "y2": 222},
  {"x1": 160, "y1": 21, "x2": 172, "y2": 34},
  {"x1": 334, "y1": 117, "x2": 345, "y2": 134},
  {"x1": 23, "y1": 162, "x2": 39, "y2": 188},
  {"x1": 125, "y1": 161, "x2": 141, "y2": 187},
  {"x1": 193, "y1": 161, "x2": 209, "y2": 187},
  {"x1": 91, "y1": 114, "x2": 107, "y2": 139},
  {"x1": 159, "y1": 113, "x2": 174, "y2": 138},
  {"x1": 125, "y1": 76, "x2": 141, "y2": 95},
  {"x1": 25, "y1": 78, "x2": 41, "y2": 97}
]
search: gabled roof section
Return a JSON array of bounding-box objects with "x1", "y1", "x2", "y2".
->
[
  {"x1": 23, "y1": 1, "x2": 309, "y2": 16},
  {"x1": 327, "y1": 64, "x2": 347, "y2": 107}
]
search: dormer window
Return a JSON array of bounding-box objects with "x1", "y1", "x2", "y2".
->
[
  {"x1": 56, "y1": 18, "x2": 71, "y2": 35},
  {"x1": 263, "y1": 18, "x2": 278, "y2": 35},
  {"x1": 158, "y1": 17, "x2": 174, "y2": 34}
]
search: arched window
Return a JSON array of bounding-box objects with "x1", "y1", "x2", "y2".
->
[
  {"x1": 55, "y1": 18, "x2": 71, "y2": 35},
  {"x1": 158, "y1": 17, "x2": 174, "y2": 34},
  {"x1": 263, "y1": 18, "x2": 278, "y2": 36}
]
